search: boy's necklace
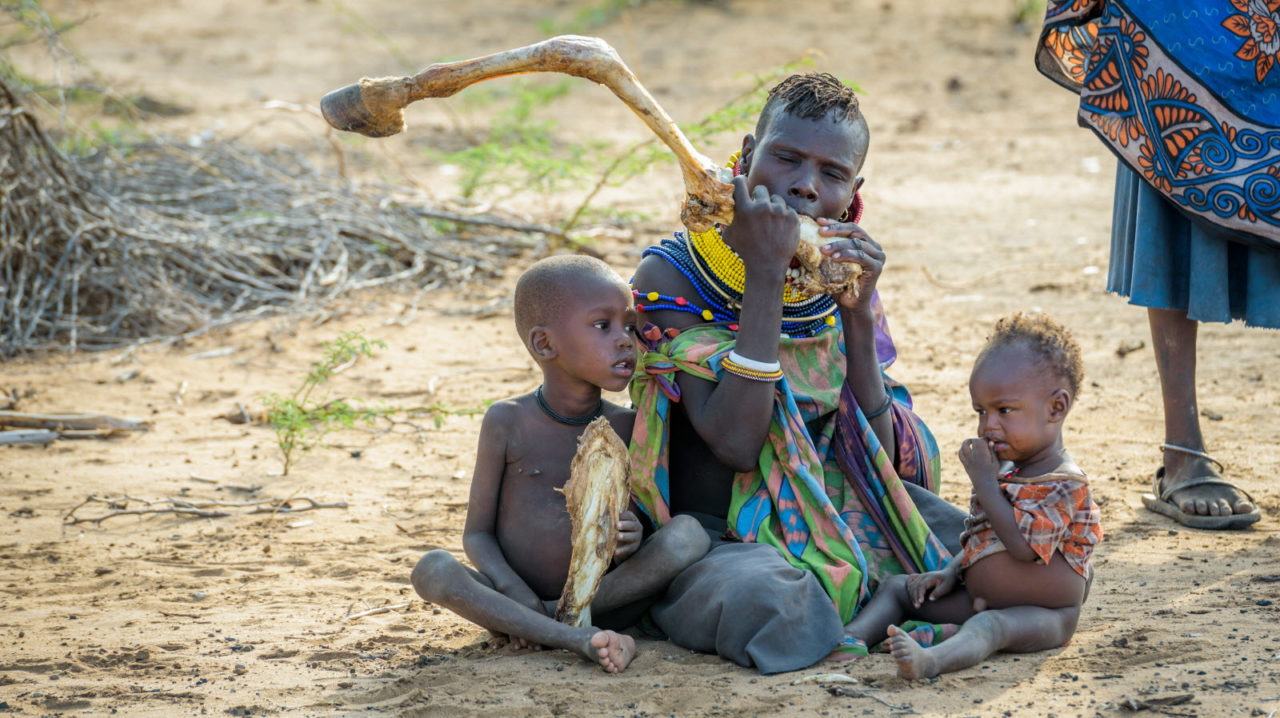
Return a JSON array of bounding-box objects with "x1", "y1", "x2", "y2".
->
[{"x1": 535, "y1": 385, "x2": 603, "y2": 426}]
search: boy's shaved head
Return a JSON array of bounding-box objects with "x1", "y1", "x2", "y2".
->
[
  {"x1": 756, "y1": 72, "x2": 869, "y2": 150},
  {"x1": 514, "y1": 255, "x2": 626, "y2": 346}
]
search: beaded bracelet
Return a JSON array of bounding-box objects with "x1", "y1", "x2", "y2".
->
[
  {"x1": 726, "y1": 350, "x2": 781, "y2": 374},
  {"x1": 721, "y1": 355, "x2": 784, "y2": 382}
]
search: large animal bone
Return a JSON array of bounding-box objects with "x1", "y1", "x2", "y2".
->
[
  {"x1": 554, "y1": 417, "x2": 631, "y2": 628},
  {"x1": 321, "y1": 35, "x2": 860, "y2": 296}
]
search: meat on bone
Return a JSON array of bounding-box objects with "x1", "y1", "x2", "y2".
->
[{"x1": 321, "y1": 35, "x2": 860, "y2": 296}]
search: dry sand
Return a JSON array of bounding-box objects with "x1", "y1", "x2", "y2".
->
[{"x1": 3, "y1": 0, "x2": 1279, "y2": 715}]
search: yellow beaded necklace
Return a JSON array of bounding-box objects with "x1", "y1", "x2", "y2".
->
[
  {"x1": 685, "y1": 152, "x2": 835, "y2": 320},
  {"x1": 687, "y1": 227, "x2": 818, "y2": 306}
]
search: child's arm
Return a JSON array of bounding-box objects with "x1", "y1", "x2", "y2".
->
[
  {"x1": 905, "y1": 554, "x2": 961, "y2": 606},
  {"x1": 958, "y1": 438, "x2": 1039, "y2": 563},
  {"x1": 461, "y1": 404, "x2": 547, "y2": 615}
]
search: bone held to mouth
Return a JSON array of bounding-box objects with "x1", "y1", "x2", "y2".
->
[
  {"x1": 554, "y1": 416, "x2": 632, "y2": 628},
  {"x1": 321, "y1": 35, "x2": 859, "y2": 296}
]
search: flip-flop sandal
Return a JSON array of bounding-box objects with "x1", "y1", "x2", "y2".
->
[{"x1": 1142, "y1": 468, "x2": 1261, "y2": 530}]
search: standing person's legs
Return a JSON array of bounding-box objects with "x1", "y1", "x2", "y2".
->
[{"x1": 1147, "y1": 308, "x2": 1255, "y2": 519}]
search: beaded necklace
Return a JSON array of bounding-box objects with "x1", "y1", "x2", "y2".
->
[
  {"x1": 638, "y1": 236, "x2": 839, "y2": 339},
  {"x1": 687, "y1": 227, "x2": 819, "y2": 306},
  {"x1": 630, "y1": 151, "x2": 868, "y2": 340},
  {"x1": 686, "y1": 229, "x2": 834, "y2": 320},
  {"x1": 534, "y1": 385, "x2": 603, "y2": 426}
]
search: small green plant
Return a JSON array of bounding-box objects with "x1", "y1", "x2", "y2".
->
[
  {"x1": 261, "y1": 332, "x2": 490, "y2": 474},
  {"x1": 55, "y1": 119, "x2": 142, "y2": 157},
  {"x1": 324, "y1": 0, "x2": 417, "y2": 72},
  {"x1": 1012, "y1": 0, "x2": 1047, "y2": 25},
  {"x1": 433, "y1": 79, "x2": 593, "y2": 200},
  {"x1": 263, "y1": 331, "x2": 387, "y2": 476},
  {"x1": 559, "y1": 54, "x2": 825, "y2": 234},
  {"x1": 537, "y1": 0, "x2": 646, "y2": 35}
]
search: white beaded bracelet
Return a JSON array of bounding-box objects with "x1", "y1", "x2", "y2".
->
[{"x1": 726, "y1": 350, "x2": 782, "y2": 374}]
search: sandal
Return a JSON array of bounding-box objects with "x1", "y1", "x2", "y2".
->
[{"x1": 1141, "y1": 443, "x2": 1261, "y2": 530}]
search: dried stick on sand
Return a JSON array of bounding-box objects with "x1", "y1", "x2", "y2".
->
[
  {"x1": 343, "y1": 602, "x2": 412, "y2": 621},
  {"x1": 64, "y1": 495, "x2": 349, "y2": 526},
  {"x1": 0, "y1": 429, "x2": 59, "y2": 446},
  {"x1": 555, "y1": 417, "x2": 631, "y2": 627},
  {"x1": 0, "y1": 411, "x2": 151, "y2": 433},
  {"x1": 320, "y1": 35, "x2": 860, "y2": 296}
]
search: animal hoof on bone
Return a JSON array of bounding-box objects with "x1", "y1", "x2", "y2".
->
[{"x1": 320, "y1": 81, "x2": 406, "y2": 138}]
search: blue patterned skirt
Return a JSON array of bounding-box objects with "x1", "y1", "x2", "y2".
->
[{"x1": 1108, "y1": 163, "x2": 1280, "y2": 330}]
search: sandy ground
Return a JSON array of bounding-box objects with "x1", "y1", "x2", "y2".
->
[{"x1": 4, "y1": 0, "x2": 1280, "y2": 715}]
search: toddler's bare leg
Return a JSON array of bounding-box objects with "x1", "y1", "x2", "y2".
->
[
  {"x1": 888, "y1": 604, "x2": 1080, "y2": 680},
  {"x1": 410, "y1": 549, "x2": 635, "y2": 673},
  {"x1": 843, "y1": 573, "x2": 975, "y2": 647},
  {"x1": 591, "y1": 514, "x2": 710, "y2": 613}
]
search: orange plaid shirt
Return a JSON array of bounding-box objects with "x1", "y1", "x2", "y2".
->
[{"x1": 960, "y1": 463, "x2": 1102, "y2": 578}]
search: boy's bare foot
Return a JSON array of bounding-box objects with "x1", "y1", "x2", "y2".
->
[
  {"x1": 587, "y1": 630, "x2": 635, "y2": 674},
  {"x1": 886, "y1": 625, "x2": 939, "y2": 680}
]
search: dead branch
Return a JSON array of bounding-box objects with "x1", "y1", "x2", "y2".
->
[
  {"x1": 0, "y1": 429, "x2": 58, "y2": 446},
  {"x1": 0, "y1": 77, "x2": 535, "y2": 356},
  {"x1": 343, "y1": 602, "x2": 412, "y2": 621},
  {"x1": 217, "y1": 403, "x2": 268, "y2": 425},
  {"x1": 63, "y1": 494, "x2": 349, "y2": 526},
  {"x1": 0, "y1": 411, "x2": 151, "y2": 433},
  {"x1": 402, "y1": 205, "x2": 565, "y2": 238}
]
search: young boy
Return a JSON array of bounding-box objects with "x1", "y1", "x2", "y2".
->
[
  {"x1": 411, "y1": 255, "x2": 710, "y2": 674},
  {"x1": 842, "y1": 313, "x2": 1103, "y2": 679}
]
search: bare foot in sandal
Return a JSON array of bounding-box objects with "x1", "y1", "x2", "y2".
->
[{"x1": 1160, "y1": 445, "x2": 1254, "y2": 517}]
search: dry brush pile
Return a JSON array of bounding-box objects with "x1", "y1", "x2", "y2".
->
[{"x1": 0, "y1": 78, "x2": 543, "y2": 356}]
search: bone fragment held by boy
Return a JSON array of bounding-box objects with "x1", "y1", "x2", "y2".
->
[{"x1": 555, "y1": 417, "x2": 631, "y2": 627}]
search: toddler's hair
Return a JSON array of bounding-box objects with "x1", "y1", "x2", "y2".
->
[
  {"x1": 978, "y1": 312, "x2": 1084, "y2": 397},
  {"x1": 513, "y1": 255, "x2": 624, "y2": 346},
  {"x1": 757, "y1": 73, "x2": 865, "y2": 136}
]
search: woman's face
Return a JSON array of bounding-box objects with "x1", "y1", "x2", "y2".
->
[{"x1": 741, "y1": 110, "x2": 866, "y2": 221}]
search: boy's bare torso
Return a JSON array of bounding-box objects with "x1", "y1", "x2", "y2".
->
[{"x1": 494, "y1": 395, "x2": 635, "y2": 599}]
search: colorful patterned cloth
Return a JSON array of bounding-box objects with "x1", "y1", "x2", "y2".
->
[
  {"x1": 959, "y1": 466, "x2": 1103, "y2": 578},
  {"x1": 628, "y1": 320, "x2": 951, "y2": 623},
  {"x1": 1036, "y1": 0, "x2": 1280, "y2": 250}
]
